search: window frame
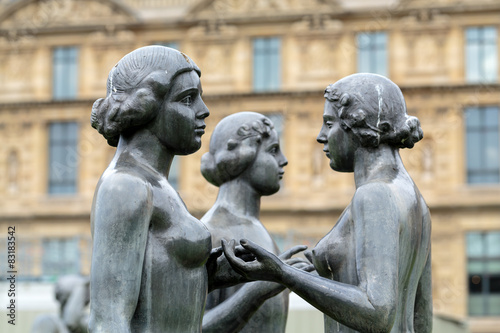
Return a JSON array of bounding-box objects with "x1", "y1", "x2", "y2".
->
[
  {"x1": 464, "y1": 106, "x2": 500, "y2": 184},
  {"x1": 466, "y1": 231, "x2": 500, "y2": 316},
  {"x1": 48, "y1": 121, "x2": 79, "y2": 195},
  {"x1": 465, "y1": 26, "x2": 498, "y2": 84},
  {"x1": 252, "y1": 36, "x2": 282, "y2": 92},
  {"x1": 356, "y1": 31, "x2": 388, "y2": 77},
  {"x1": 52, "y1": 46, "x2": 79, "y2": 100}
]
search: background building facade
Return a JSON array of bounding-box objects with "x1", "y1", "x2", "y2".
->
[{"x1": 0, "y1": 0, "x2": 499, "y2": 332}]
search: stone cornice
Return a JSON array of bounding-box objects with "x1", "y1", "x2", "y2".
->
[{"x1": 0, "y1": 83, "x2": 498, "y2": 110}]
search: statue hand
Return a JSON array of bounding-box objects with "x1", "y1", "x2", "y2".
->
[
  {"x1": 222, "y1": 239, "x2": 301, "y2": 282},
  {"x1": 284, "y1": 257, "x2": 315, "y2": 273}
]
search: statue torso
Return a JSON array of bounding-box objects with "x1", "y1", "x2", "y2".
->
[
  {"x1": 107, "y1": 160, "x2": 212, "y2": 333},
  {"x1": 203, "y1": 206, "x2": 289, "y2": 333}
]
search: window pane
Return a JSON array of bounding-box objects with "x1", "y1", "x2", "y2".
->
[
  {"x1": 467, "y1": 233, "x2": 484, "y2": 257},
  {"x1": 53, "y1": 46, "x2": 79, "y2": 100},
  {"x1": 469, "y1": 273, "x2": 483, "y2": 293},
  {"x1": 466, "y1": 27, "x2": 498, "y2": 83},
  {"x1": 487, "y1": 262, "x2": 500, "y2": 274},
  {"x1": 469, "y1": 294, "x2": 485, "y2": 316},
  {"x1": 42, "y1": 238, "x2": 80, "y2": 279},
  {"x1": 253, "y1": 37, "x2": 281, "y2": 92},
  {"x1": 469, "y1": 261, "x2": 485, "y2": 274},
  {"x1": 466, "y1": 132, "x2": 481, "y2": 171},
  {"x1": 357, "y1": 32, "x2": 387, "y2": 76},
  {"x1": 377, "y1": 48, "x2": 388, "y2": 77},
  {"x1": 485, "y1": 107, "x2": 499, "y2": 129},
  {"x1": 484, "y1": 27, "x2": 497, "y2": 41},
  {"x1": 484, "y1": 44, "x2": 498, "y2": 82},
  {"x1": 466, "y1": 43, "x2": 480, "y2": 82},
  {"x1": 466, "y1": 27, "x2": 479, "y2": 41},
  {"x1": 485, "y1": 132, "x2": 499, "y2": 170},
  {"x1": 48, "y1": 122, "x2": 78, "y2": 194},
  {"x1": 465, "y1": 108, "x2": 481, "y2": 129},
  {"x1": 155, "y1": 42, "x2": 179, "y2": 49},
  {"x1": 487, "y1": 233, "x2": 500, "y2": 257},
  {"x1": 489, "y1": 275, "x2": 500, "y2": 293},
  {"x1": 465, "y1": 107, "x2": 500, "y2": 184},
  {"x1": 358, "y1": 49, "x2": 371, "y2": 73},
  {"x1": 488, "y1": 295, "x2": 500, "y2": 315}
]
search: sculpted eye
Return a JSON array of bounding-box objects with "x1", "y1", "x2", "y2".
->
[
  {"x1": 181, "y1": 95, "x2": 193, "y2": 105},
  {"x1": 326, "y1": 122, "x2": 333, "y2": 129},
  {"x1": 269, "y1": 146, "x2": 278, "y2": 155}
]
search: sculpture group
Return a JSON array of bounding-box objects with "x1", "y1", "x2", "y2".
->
[{"x1": 88, "y1": 45, "x2": 432, "y2": 333}]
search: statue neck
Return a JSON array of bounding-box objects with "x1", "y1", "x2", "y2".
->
[
  {"x1": 353, "y1": 144, "x2": 405, "y2": 188},
  {"x1": 114, "y1": 128, "x2": 174, "y2": 178},
  {"x1": 214, "y1": 179, "x2": 261, "y2": 221}
]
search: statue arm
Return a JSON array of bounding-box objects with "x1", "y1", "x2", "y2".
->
[
  {"x1": 204, "y1": 244, "x2": 309, "y2": 332},
  {"x1": 62, "y1": 278, "x2": 89, "y2": 331},
  {"x1": 414, "y1": 250, "x2": 433, "y2": 332},
  {"x1": 223, "y1": 184, "x2": 399, "y2": 332},
  {"x1": 281, "y1": 186, "x2": 398, "y2": 331},
  {"x1": 202, "y1": 281, "x2": 285, "y2": 333},
  {"x1": 88, "y1": 174, "x2": 153, "y2": 333}
]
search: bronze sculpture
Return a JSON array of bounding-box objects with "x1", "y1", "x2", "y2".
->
[
  {"x1": 89, "y1": 45, "x2": 214, "y2": 332},
  {"x1": 223, "y1": 73, "x2": 432, "y2": 333},
  {"x1": 201, "y1": 112, "x2": 303, "y2": 332},
  {"x1": 88, "y1": 46, "x2": 309, "y2": 332}
]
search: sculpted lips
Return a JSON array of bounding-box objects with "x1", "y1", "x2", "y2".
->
[
  {"x1": 278, "y1": 171, "x2": 285, "y2": 180},
  {"x1": 323, "y1": 148, "x2": 331, "y2": 159},
  {"x1": 195, "y1": 124, "x2": 206, "y2": 136}
]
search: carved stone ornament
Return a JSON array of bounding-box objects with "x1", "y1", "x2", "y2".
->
[
  {"x1": 0, "y1": 0, "x2": 138, "y2": 32},
  {"x1": 188, "y1": 0, "x2": 339, "y2": 19}
]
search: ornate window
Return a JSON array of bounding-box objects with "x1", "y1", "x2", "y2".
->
[
  {"x1": 466, "y1": 26, "x2": 497, "y2": 83},
  {"x1": 465, "y1": 106, "x2": 499, "y2": 184},
  {"x1": 357, "y1": 31, "x2": 388, "y2": 77},
  {"x1": 253, "y1": 37, "x2": 281, "y2": 92},
  {"x1": 467, "y1": 232, "x2": 500, "y2": 316},
  {"x1": 53, "y1": 46, "x2": 79, "y2": 100},
  {"x1": 42, "y1": 237, "x2": 81, "y2": 280},
  {"x1": 48, "y1": 122, "x2": 79, "y2": 194}
]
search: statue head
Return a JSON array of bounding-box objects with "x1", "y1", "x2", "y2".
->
[
  {"x1": 91, "y1": 45, "x2": 202, "y2": 147},
  {"x1": 201, "y1": 112, "x2": 287, "y2": 195},
  {"x1": 322, "y1": 73, "x2": 423, "y2": 149}
]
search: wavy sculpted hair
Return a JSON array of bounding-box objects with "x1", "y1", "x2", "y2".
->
[
  {"x1": 91, "y1": 45, "x2": 201, "y2": 146},
  {"x1": 201, "y1": 112, "x2": 275, "y2": 187},
  {"x1": 324, "y1": 73, "x2": 423, "y2": 149}
]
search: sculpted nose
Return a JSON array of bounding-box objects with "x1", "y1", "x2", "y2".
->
[
  {"x1": 317, "y1": 127, "x2": 327, "y2": 144},
  {"x1": 196, "y1": 101, "x2": 209, "y2": 119},
  {"x1": 279, "y1": 152, "x2": 288, "y2": 167}
]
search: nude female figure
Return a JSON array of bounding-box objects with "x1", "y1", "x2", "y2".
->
[
  {"x1": 89, "y1": 45, "x2": 215, "y2": 332},
  {"x1": 223, "y1": 73, "x2": 432, "y2": 333},
  {"x1": 200, "y1": 112, "x2": 307, "y2": 332}
]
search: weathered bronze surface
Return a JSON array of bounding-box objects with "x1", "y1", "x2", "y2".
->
[
  {"x1": 201, "y1": 112, "x2": 294, "y2": 333},
  {"x1": 89, "y1": 45, "x2": 212, "y2": 332},
  {"x1": 223, "y1": 73, "x2": 432, "y2": 333}
]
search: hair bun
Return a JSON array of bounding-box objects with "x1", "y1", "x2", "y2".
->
[
  {"x1": 200, "y1": 152, "x2": 224, "y2": 187},
  {"x1": 401, "y1": 116, "x2": 423, "y2": 148}
]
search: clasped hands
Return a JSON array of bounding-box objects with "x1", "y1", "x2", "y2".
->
[{"x1": 220, "y1": 239, "x2": 315, "y2": 283}]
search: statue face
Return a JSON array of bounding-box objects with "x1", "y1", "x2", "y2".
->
[
  {"x1": 240, "y1": 129, "x2": 287, "y2": 196},
  {"x1": 317, "y1": 100, "x2": 356, "y2": 172},
  {"x1": 152, "y1": 70, "x2": 209, "y2": 155}
]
